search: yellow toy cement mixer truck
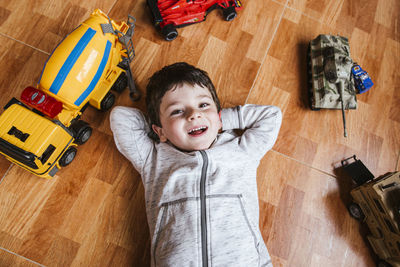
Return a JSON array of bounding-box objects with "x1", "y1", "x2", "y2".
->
[{"x1": 0, "y1": 9, "x2": 140, "y2": 178}]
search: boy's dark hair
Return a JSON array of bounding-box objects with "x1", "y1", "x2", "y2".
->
[{"x1": 146, "y1": 62, "x2": 221, "y2": 131}]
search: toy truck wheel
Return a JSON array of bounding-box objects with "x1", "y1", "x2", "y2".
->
[
  {"x1": 348, "y1": 202, "x2": 365, "y2": 221},
  {"x1": 59, "y1": 146, "x2": 77, "y2": 167},
  {"x1": 70, "y1": 120, "x2": 92, "y2": 145},
  {"x1": 162, "y1": 24, "x2": 178, "y2": 41},
  {"x1": 100, "y1": 92, "x2": 115, "y2": 111},
  {"x1": 223, "y1": 6, "x2": 237, "y2": 21},
  {"x1": 111, "y1": 72, "x2": 128, "y2": 93}
]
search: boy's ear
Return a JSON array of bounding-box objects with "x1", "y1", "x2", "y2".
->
[{"x1": 152, "y1": 124, "x2": 168, "y2": 142}]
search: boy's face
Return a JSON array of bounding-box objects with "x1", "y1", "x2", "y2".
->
[{"x1": 152, "y1": 83, "x2": 222, "y2": 151}]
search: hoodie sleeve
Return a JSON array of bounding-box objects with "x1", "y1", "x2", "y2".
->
[
  {"x1": 221, "y1": 104, "x2": 282, "y2": 159},
  {"x1": 109, "y1": 106, "x2": 154, "y2": 174}
]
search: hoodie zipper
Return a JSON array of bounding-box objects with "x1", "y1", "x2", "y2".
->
[{"x1": 199, "y1": 150, "x2": 208, "y2": 267}]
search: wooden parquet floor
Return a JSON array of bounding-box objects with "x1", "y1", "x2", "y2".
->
[{"x1": 0, "y1": 0, "x2": 399, "y2": 266}]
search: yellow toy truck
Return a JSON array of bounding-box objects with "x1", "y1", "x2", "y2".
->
[
  {"x1": 0, "y1": 9, "x2": 140, "y2": 178},
  {"x1": 342, "y1": 156, "x2": 400, "y2": 267}
]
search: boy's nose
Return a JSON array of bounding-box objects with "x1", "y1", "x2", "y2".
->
[{"x1": 187, "y1": 109, "x2": 202, "y2": 121}]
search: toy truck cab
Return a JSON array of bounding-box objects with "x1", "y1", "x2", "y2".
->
[
  {"x1": 0, "y1": 100, "x2": 76, "y2": 177},
  {"x1": 342, "y1": 156, "x2": 400, "y2": 267},
  {"x1": 0, "y1": 9, "x2": 138, "y2": 178}
]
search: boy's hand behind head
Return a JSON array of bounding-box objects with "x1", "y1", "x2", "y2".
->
[{"x1": 152, "y1": 83, "x2": 222, "y2": 151}]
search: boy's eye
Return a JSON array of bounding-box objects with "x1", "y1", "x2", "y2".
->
[
  {"x1": 170, "y1": 109, "x2": 183, "y2": 116},
  {"x1": 199, "y1": 103, "x2": 209, "y2": 108}
]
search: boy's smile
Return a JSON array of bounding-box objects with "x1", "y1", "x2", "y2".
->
[{"x1": 152, "y1": 83, "x2": 222, "y2": 151}]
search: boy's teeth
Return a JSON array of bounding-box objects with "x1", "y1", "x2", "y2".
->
[{"x1": 188, "y1": 126, "x2": 206, "y2": 134}]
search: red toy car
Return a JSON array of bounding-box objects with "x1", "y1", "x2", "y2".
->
[{"x1": 147, "y1": 0, "x2": 242, "y2": 41}]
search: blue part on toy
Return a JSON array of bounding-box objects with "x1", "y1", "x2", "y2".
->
[{"x1": 351, "y1": 64, "x2": 373, "y2": 94}]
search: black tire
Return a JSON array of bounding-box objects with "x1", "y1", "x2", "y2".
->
[
  {"x1": 223, "y1": 6, "x2": 237, "y2": 21},
  {"x1": 348, "y1": 202, "x2": 365, "y2": 221},
  {"x1": 111, "y1": 72, "x2": 128, "y2": 93},
  {"x1": 100, "y1": 92, "x2": 115, "y2": 111},
  {"x1": 59, "y1": 146, "x2": 77, "y2": 167},
  {"x1": 69, "y1": 120, "x2": 92, "y2": 145},
  {"x1": 162, "y1": 24, "x2": 178, "y2": 41}
]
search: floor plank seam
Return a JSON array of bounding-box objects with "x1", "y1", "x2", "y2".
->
[
  {"x1": 245, "y1": 0, "x2": 289, "y2": 104},
  {"x1": 0, "y1": 32, "x2": 50, "y2": 56},
  {"x1": 0, "y1": 246, "x2": 46, "y2": 267},
  {"x1": 283, "y1": 4, "x2": 323, "y2": 24},
  {"x1": 107, "y1": 0, "x2": 119, "y2": 16},
  {"x1": 270, "y1": 149, "x2": 338, "y2": 179},
  {"x1": 0, "y1": 164, "x2": 12, "y2": 185}
]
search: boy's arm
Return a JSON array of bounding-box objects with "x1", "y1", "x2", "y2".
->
[
  {"x1": 221, "y1": 104, "x2": 282, "y2": 159},
  {"x1": 110, "y1": 106, "x2": 154, "y2": 174}
]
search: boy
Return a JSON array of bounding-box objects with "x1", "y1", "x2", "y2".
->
[{"x1": 110, "y1": 62, "x2": 282, "y2": 267}]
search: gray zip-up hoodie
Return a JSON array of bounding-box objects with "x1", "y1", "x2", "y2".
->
[{"x1": 110, "y1": 104, "x2": 282, "y2": 267}]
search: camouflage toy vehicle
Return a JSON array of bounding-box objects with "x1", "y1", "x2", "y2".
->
[
  {"x1": 307, "y1": 34, "x2": 358, "y2": 137},
  {"x1": 342, "y1": 155, "x2": 400, "y2": 267}
]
